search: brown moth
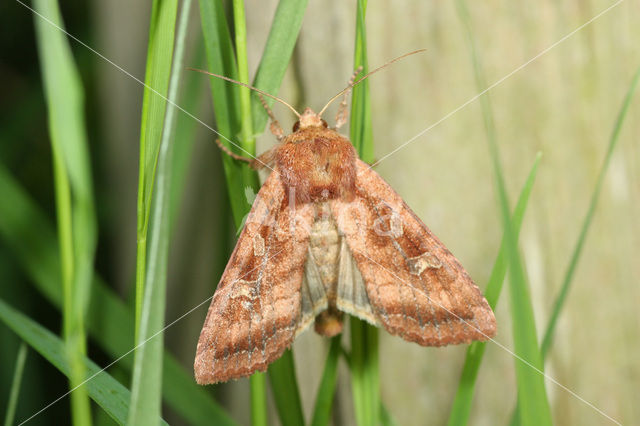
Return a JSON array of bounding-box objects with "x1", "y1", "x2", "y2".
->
[{"x1": 194, "y1": 54, "x2": 496, "y2": 384}]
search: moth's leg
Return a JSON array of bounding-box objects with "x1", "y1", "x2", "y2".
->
[
  {"x1": 214, "y1": 139, "x2": 271, "y2": 170},
  {"x1": 258, "y1": 94, "x2": 285, "y2": 141},
  {"x1": 334, "y1": 66, "x2": 363, "y2": 130},
  {"x1": 215, "y1": 139, "x2": 252, "y2": 163}
]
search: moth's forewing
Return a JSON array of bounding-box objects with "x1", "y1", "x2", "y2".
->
[
  {"x1": 330, "y1": 159, "x2": 496, "y2": 346},
  {"x1": 194, "y1": 170, "x2": 314, "y2": 384}
]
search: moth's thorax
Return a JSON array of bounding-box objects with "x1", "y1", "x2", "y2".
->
[{"x1": 275, "y1": 127, "x2": 357, "y2": 204}]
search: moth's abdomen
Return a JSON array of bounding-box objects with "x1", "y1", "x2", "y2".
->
[
  {"x1": 307, "y1": 203, "x2": 344, "y2": 336},
  {"x1": 309, "y1": 207, "x2": 340, "y2": 301}
]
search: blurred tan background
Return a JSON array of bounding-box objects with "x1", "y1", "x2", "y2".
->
[{"x1": 93, "y1": 0, "x2": 639, "y2": 424}]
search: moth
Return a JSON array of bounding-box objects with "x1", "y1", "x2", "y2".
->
[{"x1": 194, "y1": 52, "x2": 496, "y2": 384}]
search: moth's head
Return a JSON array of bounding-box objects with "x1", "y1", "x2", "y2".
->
[{"x1": 292, "y1": 108, "x2": 328, "y2": 132}]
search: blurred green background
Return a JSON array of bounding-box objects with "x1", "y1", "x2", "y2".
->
[{"x1": 1, "y1": 0, "x2": 639, "y2": 425}]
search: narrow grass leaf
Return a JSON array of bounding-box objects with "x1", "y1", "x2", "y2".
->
[
  {"x1": 135, "y1": 0, "x2": 178, "y2": 339},
  {"x1": 447, "y1": 153, "x2": 542, "y2": 426},
  {"x1": 349, "y1": 318, "x2": 370, "y2": 426},
  {"x1": 198, "y1": 0, "x2": 257, "y2": 226},
  {"x1": 454, "y1": 1, "x2": 552, "y2": 424},
  {"x1": 128, "y1": 1, "x2": 190, "y2": 424},
  {"x1": 509, "y1": 64, "x2": 640, "y2": 426},
  {"x1": 250, "y1": 0, "x2": 309, "y2": 132},
  {"x1": 4, "y1": 342, "x2": 28, "y2": 426},
  {"x1": 249, "y1": 2, "x2": 310, "y2": 423},
  {"x1": 230, "y1": 2, "x2": 268, "y2": 421},
  {"x1": 267, "y1": 350, "x2": 305, "y2": 426},
  {"x1": 311, "y1": 336, "x2": 341, "y2": 426},
  {"x1": 33, "y1": 1, "x2": 97, "y2": 424},
  {"x1": 249, "y1": 373, "x2": 268, "y2": 426},
  {"x1": 0, "y1": 299, "x2": 170, "y2": 425},
  {"x1": 349, "y1": 1, "x2": 380, "y2": 425},
  {"x1": 380, "y1": 403, "x2": 398, "y2": 426},
  {"x1": 350, "y1": 0, "x2": 374, "y2": 165},
  {"x1": 199, "y1": 1, "x2": 308, "y2": 424},
  {"x1": 0, "y1": 163, "x2": 237, "y2": 425},
  {"x1": 540, "y1": 65, "x2": 640, "y2": 358},
  {"x1": 168, "y1": 45, "x2": 205, "y2": 228}
]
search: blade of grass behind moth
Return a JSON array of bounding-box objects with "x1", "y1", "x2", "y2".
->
[
  {"x1": 311, "y1": 336, "x2": 342, "y2": 426},
  {"x1": 349, "y1": 1, "x2": 379, "y2": 425},
  {"x1": 32, "y1": 1, "x2": 98, "y2": 424},
  {"x1": 250, "y1": 0, "x2": 309, "y2": 131},
  {"x1": 4, "y1": 342, "x2": 28, "y2": 426},
  {"x1": 243, "y1": 1, "x2": 311, "y2": 422},
  {"x1": 168, "y1": 43, "x2": 205, "y2": 229},
  {"x1": 350, "y1": 0, "x2": 374, "y2": 165},
  {"x1": 447, "y1": 153, "x2": 542, "y2": 426},
  {"x1": 266, "y1": 350, "x2": 305, "y2": 426},
  {"x1": 229, "y1": 1, "x2": 271, "y2": 425},
  {"x1": 232, "y1": 0, "x2": 258, "y2": 198},
  {"x1": 507, "y1": 64, "x2": 640, "y2": 426},
  {"x1": 201, "y1": 1, "x2": 312, "y2": 423},
  {"x1": 0, "y1": 299, "x2": 170, "y2": 425},
  {"x1": 540, "y1": 65, "x2": 640, "y2": 359},
  {"x1": 380, "y1": 403, "x2": 398, "y2": 426},
  {"x1": 198, "y1": 0, "x2": 259, "y2": 226},
  {"x1": 454, "y1": 1, "x2": 552, "y2": 424},
  {"x1": 135, "y1": 0, "x2": 178, "y2": 341},
  {"x1": 128, "y1": 1, "x2": 190, "y2": 424},
  {"x1": 0, "y1": 163, "x2": 237, "y2": 425}
]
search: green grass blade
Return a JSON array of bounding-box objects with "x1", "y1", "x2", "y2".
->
[
  {"x1": 509, "y1": 64, "x2": 640, "y2": 426},
  {"x1": 4, "y1": 342, "x2": 28, "y2": 426},
  {"x1": 0, "y1": 298, "x2": 170, "y2": 425},
  {"x1": 165, "y1": 39, "x2": 240, "y2": 426},
  {"x1": 447, "y1": 153, "x2": 542, "y2": 426},
  {"x1": 454, "y1": 1, "x2": 552, "y2": 424},
  {"x1": 198, "y1": 0, "x2": 258, "y2": 226},
  {"x1": 0, "y1": 163, "x2": 237, "y2": 425},
  {"x1": 232, "y1": 0, "x2": 255, "y2": 153},
  {"x1": 349, "y1": 2, "x2": 379, "y2": 425},
  {"x1": 250, "y1": 0, "x2": 309, "y2": 131},
  {"x1": 350, "y1": 0, "x2": 374, "y2": 165},
  {"x1": 135, "y1": 0, "x2": 178, "y2": 340},
  {"x1": 230, "y1": 2, "x2": 268, "y2": 422},
  {"x1": 267, "y1": 350, "x2": 305, "y2": 426},
  {"x1": 32, "y1": 1, "x2": 97, "y2": 424},
  {"x1": 128, "y1": 1, "x2": 189, "y2": 424},
  {"x1": 199, "y1": 1, "x2": 264, "y2": 423},
  {"x1": 540, "y1": 65, "x2": 640, "y2": 358},
  {"x1": 493, "y1": 79, "x2": 551, "y2": 426},
  {"x1": 248, "y1": 374, "x2": 272, "y2": 426},
  {"x1": 169, "y1": 45, "x2": 205, "y2": 228},
  {"x1": 249, "y1": 373, "x2": 268, "y2": 426},
  {"x1": 349, "y1": 318, "x2": 365, "y2": 426},
  {"x1": 268, "y1": 357, "x2": 305, "y2": 426},
  {"x1": 311, "y1": 336, "x2": 341, "y2": 426},
  {"x1": 380, "y1": 403, "x2": 398, "y2": 426},
  {"x1": 349, "y1": 319, "x2": 380, "y2": 426},
  {"x1": 249, "y1": 2, "x2": 310, "y2": 423},
  {"x1": 199, "y1": 1, "x2": 308, "y2": 424}
]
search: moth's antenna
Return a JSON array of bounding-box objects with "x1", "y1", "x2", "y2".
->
[
  {"x1": 318, "y1": 49, "x2": 427, "y2": 118},
  {"x1": 187, "y1": 68, "x2": 301, "y2": 118}
]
